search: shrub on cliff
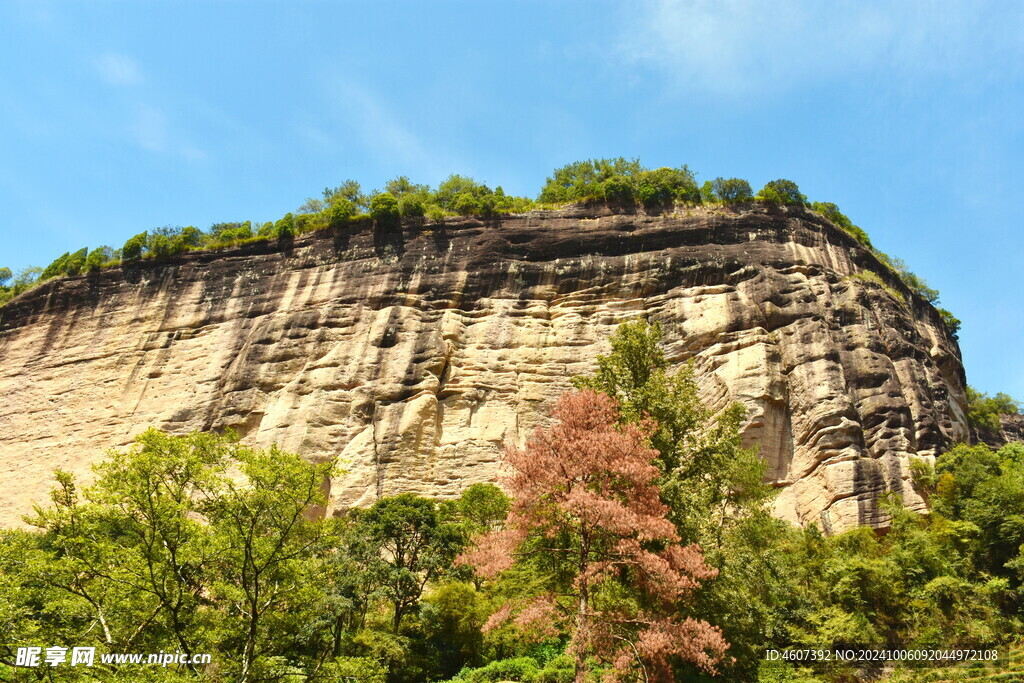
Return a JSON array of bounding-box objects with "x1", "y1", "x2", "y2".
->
[
  {"x1": 328, "y1": 198, "x2": 357, "y2": 225},
  {"x1": 635, "y1": 166, "x2": 701, "y2": 207},
  {"x1": 757, "y1": 179, "x2": 807, "y2": 206},
  {"x1": 810, "y1": 201, "x2": 872, "y2": 248},
  {"x1": 967, "y1": 386, "x2": 1020, "y2": 433},
  {"x1": 274, "y1": 212, "x2": 296, "y2": 239},
  {"x1": 541, "y1": 159, "x2": 700, "y2": 209},
  {"x1": 120, "y1": 232, "x2": 147, "y2": 261},
  {"x1": 85, "y1": 246, "x2": 114, "y2": 271},
  {"x1": 370, "y1": 192, "x2": 401, "y2": 224},
  {"x1": 210, "y1": 221, "x2": 253, "y2": 242},
  {"x1": 40, "y1": 251, "x2": 70, "y2": 280},
  {"x1": 538, "y1": 157, "x2": 644, "y2": 203},
  {"x1": 938, "y1": 308, "x2": 962, "y2": 339},
  {"x1": 324, "y1": 179, "x2": 368, "y2": 213},
  {"x1": 710, "y1": 177, "x2": 753, "y2": 204}
]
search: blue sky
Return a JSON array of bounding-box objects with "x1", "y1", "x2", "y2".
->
[{"x1": 2, "y1": 1, "x2": 1023, "y2": 399}]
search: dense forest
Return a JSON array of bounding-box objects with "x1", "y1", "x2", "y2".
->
[
  {"x1": 1, "y1": 322, "x2": 1022, "y2": 682},
  {"x1": 0, "y1": 159, "x2": 961, "y2": 341}
]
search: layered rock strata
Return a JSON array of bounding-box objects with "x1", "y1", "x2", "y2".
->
[{"x1": 0, "y1": 205, "x2": 969, "y2": 530}]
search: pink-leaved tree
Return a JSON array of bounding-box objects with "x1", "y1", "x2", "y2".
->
[{"x1": 460, "y1": 390, "x2": 729, "y2": 682}]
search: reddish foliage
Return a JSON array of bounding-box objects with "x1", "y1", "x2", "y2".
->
[{"x1": 460, "y1": 390, "x2": 728, "y2": 681}]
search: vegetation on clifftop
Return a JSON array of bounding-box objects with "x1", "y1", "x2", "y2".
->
[{"x1": 0, "y1": 159, "x2": 959, "y2": 339}]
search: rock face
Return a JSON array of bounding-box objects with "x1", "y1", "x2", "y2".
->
[
  {"x1": 0, "y1": 205, "x2": 968, "y2": 531},
  {"x1": 973, "y1": 413, "x2": 1024, "y2": 449}
]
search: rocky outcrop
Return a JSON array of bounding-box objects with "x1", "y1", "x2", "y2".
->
[
  {"x1": 0, "y1": 205, "x2": 968, "y2": 531},
  {"x1": 973, "y1": 413, "x2": 1024, "y2": 449}
]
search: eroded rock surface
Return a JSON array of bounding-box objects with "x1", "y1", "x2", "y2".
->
[{"x1": 0, "y1": 206, "x2": 968, "y2": 530}]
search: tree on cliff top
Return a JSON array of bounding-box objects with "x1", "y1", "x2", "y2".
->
[{"x1": 460, "y1": 390, "x2": 728, "y2": 682}]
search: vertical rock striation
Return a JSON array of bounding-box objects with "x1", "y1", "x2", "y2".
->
[{"x1": 0, "y1": 205, "x2": 968, "y2": 530}]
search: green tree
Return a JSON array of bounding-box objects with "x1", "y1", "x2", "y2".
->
[
  {"x1": 20, "y1": 430, "x2": 339, "y2": 681},
  {"x1": 574, "y1": 321, "x2": 770, "y2": 543},
  {"x1": 635, "y1": 166, "x2": 701, "y2": 208},
  {"x1": 453, "y1": 192, "x2": 481, "y2": 216},
  {"x1": 179, "y1": 226, "x2": 204, "y2": 248},
  {"x1": 122, "y1": 233, "x2": 148, "y2": 261},
  {"x1": 273, "y1": 213, "x2": 295, "y2": 239},
  {"x1": 601, "y1": 175, "x2": 635, "y2": 203},
  {"x1": 434, "y1": 175, "x2": 494, "y2": 214},
  {"x1": 85, "y1": 246, "x2": 113, "y2": 271},
  {"x1": 398, "y1": 195, "x2": 426, "y2": 218},
  {"x1": 329, "y1": 198, "x2": 357, "y2": 225},
  {"x1": 353, "y1": 494, "x2": 465, "y2": 634},
  {"x1": 370, "y1": 192, "x2": 402, "y2": 234},
  {"x1": 965, "y1": 387, "x2": 1017, "y2": 433},
  {"x1": 757, "y1": 179, "x2": 806, "y2": 206},
  {"x1": 324, "y1": 180, "x2": 368, "y2": 213},
  {"x1": 385, "y1": 176, "x2": 430, "y2": 200},
  {"x1": 40, "y1": 251, "x2": 71, "y2": 280},
  {"x1": 938, "y1": 308, "x2": 962, "y2": 339},
  {"x1": 538, "y1": 158, "x2": 644, "y2": 203},
  {"x1": 0, "y1": 267, "x2": 11, "y2": 286},
  {"x1": 573, "y1": 321, "x2": 780, "y2": 677},
  {"x1": 206, "y1": 444, "x2": 337, "y2": 680},
  {"x1": 811, "y1": 201, "x2": 872, "y2": 248},
  {"x1": 711, "y1": 177, "x2": 753, "y2": 204},
  {"x1": 700, "y1": 180, "x2": 716, "y2": 203}
]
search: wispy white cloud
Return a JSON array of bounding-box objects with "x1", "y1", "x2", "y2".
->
[
  {"x1": 619, "y1": 0, "x2": 1024, "y2": 96},
  {"x1": 318, "y1": 80, "x2": 457, "y2": 181},
  {"x1": 131, "y1": 103, "x2": 206, "y2": 161},
  {"x1": 95, "y1": 52, "x2": 144, "y2": 86}
]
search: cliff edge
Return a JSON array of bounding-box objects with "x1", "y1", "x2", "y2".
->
[{"x1": 0, "y1": 205, "x2": 968, "y2": 530}]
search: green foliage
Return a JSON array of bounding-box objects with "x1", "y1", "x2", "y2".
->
[
  {"x1": 273, "y1": 212, "x2": 295, "y2": 239},
  {"x1": 40, "y1": 251, "x2": 71, "y2": 280},
  {"x1": 450, "y1": 655, "x2": 541, "y2": 682},
  {"x1": 385, "y1": 175, "x2": 430, "y2": 200},
  {"x1": 370, "y1": 192, "x2": 401, "y2": 225},
  {"x1": 319, "y1": 656, "x2": 388, "y2": 681},
  {"x1": 0, "y1": 266, "x2": 42, "y2": 306},
  {"x1": 538, "y1": 158, "x2": 699, "y2": 209},
  {"x1": 85, "y1": 246, "x2": 113, "y2": 271},
  {"x1": 810, "y1": 201, "x2": 872, "y2": 248},
  {"x1": 64, "y1": 247, "x2": 89, "y2": 275},
  {"x1": 700, "y1": 179, "x2": 716, "y2": 203},
  {"x1": 635, "y1": 165, "x2": 701, "y2": 207},
  {"x1": 210, "y1": 221, "x2": 252, "y2": 242},
  {"x1": 930, "y1": 442, "x2": 1024, "y2": 580},
  {"x1": 399, "y1": 194, "x2": 426, "y2": 218},
  {"x1": 435, "y1": 175, "x2": 491, "y2": 215},
  {"x1": 538, "y1": 157, "x2": 643, "y2": 203},
  {"x1": 11, "y1": 429, "x2": 339, "y2": 680},
  {"x1": 938, "y1": 307, "x2": 962, "y2": 339},
  {"x1": 122, "y1": 232, "x2": 148, "y2": 261},
  {"x1": 352, "y1": 493, "x2": 466, "y2": 633},
  {"x1": 574, "y1": 320, "x2": 780, "y2": 678},
  {"x1": 0, "y1": 267, "x2": 12, "y2": 285},
  {"x1": 328, "y1": 198, "x2": 357, "y2": 225},
  {"x1": 877, "y1": 252, "x2": 940, "y2": 303},
  {"x1": 324, "y1": 179, "x2": 368, "y2": 213},
  {"x1": 967, "y1": 386, "x2": 1020, "y2": 433},
  {"x1": 757, "y1": 179, "x2": 807, "y2": 206},
  {"x1": 600, "y1": 174, "x2": 634, "y2": 203},
  {"x1": 711, "y1": 177, "x2": 753, "y2": 204},
  {"x1": 573, "y1": 320, "x2": 771, "y2": 543}
]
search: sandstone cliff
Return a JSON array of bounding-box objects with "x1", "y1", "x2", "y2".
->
[{"x1": 0, "y1": 205, "x2": 968, "y2": 531}]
